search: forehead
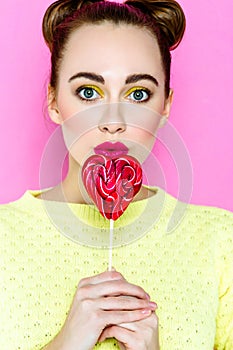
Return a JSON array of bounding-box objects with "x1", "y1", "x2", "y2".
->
[{"x1": 60, "y1": 22, "x2": 164, "y2": 79}]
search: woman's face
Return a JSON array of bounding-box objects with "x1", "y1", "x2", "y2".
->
[{"x1": 48, "y1": 22, "x2": 173, "y2": 164}]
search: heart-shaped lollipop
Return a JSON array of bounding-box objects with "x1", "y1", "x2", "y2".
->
[{"x1": 82, "y1": 155, "x2": 142, "y2": 220}]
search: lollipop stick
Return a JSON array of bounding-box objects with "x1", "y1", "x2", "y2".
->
[{"x1": 108, "y1": 219, "x2": 114, "y2": 271}]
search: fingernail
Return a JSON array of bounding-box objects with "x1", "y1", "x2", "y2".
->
[
  {"x1": 145, "y1": 293, "x2": 150, "y2": 300},
  {"x1": 141, "y1": 309, "x2": 151, "y2": 315},
  {"x1": 149, "y1": 302, "x2": 158, "y2": 309}
]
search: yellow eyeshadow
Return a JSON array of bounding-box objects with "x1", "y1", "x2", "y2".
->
[
  {"x1": 83, "y1": 85, "x2": 104, "y2": 98},
  {"x1": 124, "y1": 86, "x2": 148, "y2": 97}
]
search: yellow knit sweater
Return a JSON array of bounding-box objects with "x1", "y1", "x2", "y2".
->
[{"x1": 1, "y1": 187, "x2": 233, "y2": 350}]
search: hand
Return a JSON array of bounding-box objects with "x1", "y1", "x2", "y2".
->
[
  {"x1": 98, "y1": 310, "x2": 160, "y2": 350},
  {"x1": 43, "y1": 270, "x2": 155, "y2": 350}
]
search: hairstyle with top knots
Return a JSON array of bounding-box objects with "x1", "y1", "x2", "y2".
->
[{"x1": 42, "y1": 0, "x2": 186, "y2": 98}]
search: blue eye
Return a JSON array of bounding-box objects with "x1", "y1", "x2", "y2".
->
[
  {"x1": 126, "y1": 88, "x2": 151, "y2": 102},
  {"x1": 76, "y1": 86, "x2": 104, "y2": 101}
]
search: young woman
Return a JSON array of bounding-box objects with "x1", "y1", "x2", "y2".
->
[{"x1": 1, "y1": 0, "x2": 232, "y2": 349}]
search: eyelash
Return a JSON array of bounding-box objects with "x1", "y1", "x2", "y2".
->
[
  {"x1": 75, "y1": 85, "x2": 103, "y2": 103},
  {"x1": 125, "y1": 88, "x2": 152, "y2": 103},
  {"x1": 75, "y1": 86, "x2": 152, "y2": 103}
]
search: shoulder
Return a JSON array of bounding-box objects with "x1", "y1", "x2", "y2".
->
[
  {"x1": 163, "y1": 191, "x2": 233, "y2": 284},
  {"x1": 0, "y1": 189, "x2": 47, "y2": 243},
  {"x1": 185, "y1": 202, "x2": 233, "y2": 256},
  {"x1": 169, "y1": 194, "x2": 233, "y2": 269},
  {"x1": 163, "y1": 188, "x2": 233, "y2": 231},
  {"x1": 184, "y1": 200, "x2": 233, "y2": 241},
  {"x1": 0, "y1": 190, "x2": 34, "y2": 222},
  {"x1": 154, "y1": 188, "x2": 233, "y2": 254},
  {"x1": 187, "y1": 202, "x2": 232, "y2": 230}
]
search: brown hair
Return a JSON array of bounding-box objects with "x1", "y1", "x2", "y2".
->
[{"x1": 42, "y1": 0, "x2": 186, "y2": 97}]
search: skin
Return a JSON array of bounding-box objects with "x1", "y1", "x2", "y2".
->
[
  {"x1": 42, "y1": 22, "x2": 173, "y2": 204},
  {"x1": 41, "y1": 22, "x2": 173, "y2": 349},
  {"x1": 43, "y1": 270, "x2": 159, "y2": 350}
]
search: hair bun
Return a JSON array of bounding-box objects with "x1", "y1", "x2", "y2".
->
[
  {"x1": 125, "y1": 0, "x2": 186, "y2": 50},
  {"x1": 42, "y1": 0, "x2": 98, "y2": 50},
  {"x1": 43, "y1": 0, "x2": 185, "y2": 51}
]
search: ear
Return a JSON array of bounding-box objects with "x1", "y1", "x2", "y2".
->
[
  {"x1": 158, "y1": 89, "x2": 173, "y2": 128},
  {"x1": 47, "y1": 84, "x2": 62, "y2": 124}
]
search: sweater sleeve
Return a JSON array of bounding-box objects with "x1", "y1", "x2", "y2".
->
[{"x1": 214, "y1": 209, "x2": 233, "y2": 350}]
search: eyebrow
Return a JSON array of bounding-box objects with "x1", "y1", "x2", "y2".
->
[
  {"x1": 68, "y1": 72, "x2": 159, "y2": 86},
  {"x1": 125, "y1": 74, "x2": 159, "y2": 87},
  {"x1": 68, "y1": 72, "x2": 105, "y2": 84}
]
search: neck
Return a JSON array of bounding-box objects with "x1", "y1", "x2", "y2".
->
[
  {"x1": 38, "y1": 154, "x2": 85, "y2": 203},
  {"x1": 38, "y1": 154, "x2": 157, "y2": 203}
]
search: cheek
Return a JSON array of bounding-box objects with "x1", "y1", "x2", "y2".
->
[
  {"x1": 146, "y1": 83, "x2": 167, "y2": 112},
  {"x1": 126, "y1": 108, "x2": 162, "y2": 140},
  {"x1": 66, "y1": 129, "x2": 97, "y2": 164},
  {"x1": 56, "y1": 92, "x2": 73, "y2": 119},
  {"x1": 56, "y1": 89, "x2": 87, "y2": 120},
  {"x1": 128, "y1": 127, "x2": 156, "y2": 147},
  {"x1": 125, "y1": 127, "x2": 156, "y2": 163}
]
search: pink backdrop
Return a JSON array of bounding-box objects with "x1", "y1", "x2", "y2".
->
[{"x1": 0, "y1": 0, "x2": 233, "y2": 212}]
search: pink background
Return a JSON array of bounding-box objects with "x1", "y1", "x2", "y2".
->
[{"x1": 0, "y1": 0, "x2": 232, "y2": 212}]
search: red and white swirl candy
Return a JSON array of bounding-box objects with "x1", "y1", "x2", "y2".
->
[{"x1": 82, "y1": 155, "x2": 142, "y2": 220}]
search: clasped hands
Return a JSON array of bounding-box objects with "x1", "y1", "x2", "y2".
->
[{"x1": 45, "y1": 269, "x2": 159, "y2": 350}]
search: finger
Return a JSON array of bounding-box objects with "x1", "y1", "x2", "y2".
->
[
  {"x1": 117, "y1": 323, "x2": 137, "y2": 332},
  {"x1": 77, "y1": 279, "x2": 149, "y2": 301},
  {"x1": 101, "y1": 308, "x2": 152, "y2": 326},
  {"x1": 98, "y1": 295, "x2": 153, "y2": 311},
  {"x1": 78, "y1": 270, "x2": 124, "y2": 288},
  {"x1": 119, "y1": 311, "x2": 159, "y2": 331},
  {"x1": 99, "y1": 325, "x2": 134, "y2": 344},
  {"x1": 117, "y1": 341, "x2": 126, "y2": 350},
  {"x1": 101, "y1": 280, "x2": 149, "y2": 299}
]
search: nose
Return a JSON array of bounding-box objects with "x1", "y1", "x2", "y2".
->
[
  {"x1": 99, "y1": 122, "x2": 126, "y2": 134},
  {"x1": 98, "y1": 104, "x2": 126, "y2": 134}
]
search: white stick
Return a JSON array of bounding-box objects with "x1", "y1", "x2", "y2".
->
[{"x1": 108, "y1": 219, "x2": 114, "y2": 271}]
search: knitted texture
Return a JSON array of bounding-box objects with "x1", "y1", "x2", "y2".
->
[{"x1": 1, "y1": 187, "x2": 233, "y2": 350}]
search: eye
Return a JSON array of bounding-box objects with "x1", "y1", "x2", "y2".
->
[
  {"x1": 75, "y1": 85, "x2": 104, "y2": 102},
  {"x1": 125, "y1": 87, "x2": 151, "y2": 102}
]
